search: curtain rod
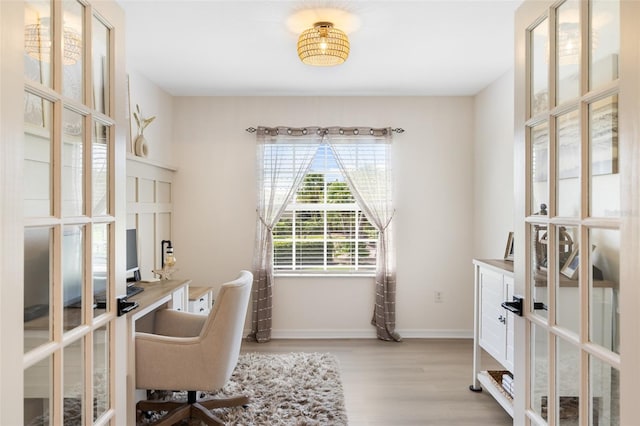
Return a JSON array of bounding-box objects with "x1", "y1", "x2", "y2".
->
[{"x1": 245, "y1": 127, "x2": 405, "y2": 134}]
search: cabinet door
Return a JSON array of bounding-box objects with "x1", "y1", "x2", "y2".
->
[
  {"x1": 479, "y1": 268, "x2": 507, "y2": 365},
  {"x1": 504, "y1": 275, "x2": 515, "y2": 372}
]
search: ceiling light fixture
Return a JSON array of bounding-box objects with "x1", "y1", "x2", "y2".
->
[
  {"x1": 297, "y1": 21, "x2": 349, "y2": 66},
  {"x1": 25, "y1": 19, "x2": 82, "y2": 65}
]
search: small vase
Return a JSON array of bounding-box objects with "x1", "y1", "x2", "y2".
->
[{"x1": 134, "y1": 134, "x2": 149, "y2": 157}]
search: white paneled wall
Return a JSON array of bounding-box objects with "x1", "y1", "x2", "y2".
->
[{"x1": 126, "y1": 156, "x2": 175, "y2": 280}]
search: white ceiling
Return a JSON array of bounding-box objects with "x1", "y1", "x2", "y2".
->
[{"x1": 118, "y1": 0, "x2": 524, "y2": 97}]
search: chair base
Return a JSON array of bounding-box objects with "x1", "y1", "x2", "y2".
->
[{"x1": 137, "y1": 392, "x2": 249, "y2": 426}]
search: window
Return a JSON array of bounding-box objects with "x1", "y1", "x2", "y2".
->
[{"x1": 273, "y1": 145, "x2": 378, "y2": 274}]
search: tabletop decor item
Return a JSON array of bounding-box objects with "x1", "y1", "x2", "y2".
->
[{"x1": 133, "y1": 104, "x2": 155, "y2": 157}]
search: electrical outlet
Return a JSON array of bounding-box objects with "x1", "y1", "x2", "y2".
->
[{"x1": 434, "y1": 291, "x2": 443, "y2": 303}]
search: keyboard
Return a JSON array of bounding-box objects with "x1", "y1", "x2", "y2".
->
[{"x1": 126, "y1": 285, "x2": 144, "y2": 298}]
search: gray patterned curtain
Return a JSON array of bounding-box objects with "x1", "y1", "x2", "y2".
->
[
  {"x1": 247, "y1": 127, "x2": 322, "y2": 342},
  {"x1": 327, "y1": 127, "x2": 401, "y2": 341}
]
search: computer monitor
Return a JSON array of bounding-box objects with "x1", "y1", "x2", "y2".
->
[{"x1": 126, "y1": 229, "x2": 141, "y2": 283}]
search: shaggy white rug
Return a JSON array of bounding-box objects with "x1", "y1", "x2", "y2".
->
[{"x1": 144, "y1": 352, "x2": 348, "y2": 425}]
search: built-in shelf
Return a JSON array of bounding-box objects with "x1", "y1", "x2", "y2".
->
[
  {"x1": 126, "y1": 153, "x2": 177, "y2": 172},
  {"x1": 477, "y1": 371, "x2": 514, "y2": 418}
]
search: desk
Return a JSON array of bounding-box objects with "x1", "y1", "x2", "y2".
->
[{"x1": 126, "y1": 278, "x2": 191, "y2": 425}]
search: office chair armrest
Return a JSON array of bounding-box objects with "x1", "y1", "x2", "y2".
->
[{"x1": 152, "y1": 309, "x2": 208, "y2": 337}]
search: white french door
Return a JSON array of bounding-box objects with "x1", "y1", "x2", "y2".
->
[
  {"x1": 514, "y1": 1, "x2": 640, "y2": 425},
  {"x1": 1, "y1": 0, "x2": 127, "y2": 424}
]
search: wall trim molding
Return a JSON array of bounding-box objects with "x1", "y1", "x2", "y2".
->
[{"x1": 127, "y1": 153, "x2": 177, "y2": 172}]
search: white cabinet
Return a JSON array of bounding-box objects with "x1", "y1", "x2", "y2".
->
[
  {"x1": 188, "y1": 286, "x2": 213, "y2": 314},
  {"x1": 471, "y1": 259, "x2": 515, "y2": 416},
  {"x1": 478, "y1": 264, "x2": 514, "y2": 372}
]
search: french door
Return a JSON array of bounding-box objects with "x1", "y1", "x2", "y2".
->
[
  {"x1": 514, "y1": 1, "x2": 640, "y2": 425},
  {"x1": 1, "y1": 0, "x2": 126, "y2": 424}
]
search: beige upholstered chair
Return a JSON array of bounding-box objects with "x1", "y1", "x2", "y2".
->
[{"x1": 135, "y1": 270, "x2": 252, "y2": 426}]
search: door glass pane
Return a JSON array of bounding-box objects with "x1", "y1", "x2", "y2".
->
[
  {"x1": 557, "y1": 110, "x2": 580, "y2": 217},
  {"x1": 589, "y1": 0, "x2": 619, "y2": 90},
  {"x1": 92, "y1": 16, "x2": 110, "y2": 114},
  {"x1": 24, "y1": 356, "x2": 52, "y2": 425},
  {"x1": 531, "y1": 122, "x2": 549, "y2": 215},
  {"x1": 589, "y1": 96, "x2": 619, "y2": 217},
  {"x1": 557, "y1": 226, "x2": 579, "y2": 334},
  {"x1": 63, "y1": 338, "x2": 84, "y2": 425},
  {"x1": 556, "y1": 338, "x2": 581, "y2": 425},
  {"x1": 589, "y1": 228, "x2": 619, "y2": 353},
  {"x1": 24, "y1": 0, "x2": 53, "y2": 88},
  {"x1": 93, "y1": 223, "x2": 108, "y2": 317},
  {"x1": 62, "y1": 107, "x2": 84, "y2": 217},
  {"x1": 63, "y1": 225, "x2": 84, "y2": 330},
  {"x1": 93, "y1": 325, "x2": 110, "y2": 420},
  {"x1": 62, "y1": 0, "x2": 84, "y2": 101},
  {"x1": 531, "y1": 323, "x2": 549, "y2": 417},
  {"x1": 24, "y1": 227, "x2": 53, "y2": 352},
  {"x1": 531, "y1": 18, "x2": 549, "y2": 116},
  {"x1": 24, "y1": 92, "x2": 53, "y2": 217},
  {"x1": 589, "y1": 355, "x2": 619, "y2": 426},
  {"x1": 557, "y1": 0, "x2": 580, "y2": 104},
  {"x1": 532, "y1": 224, "x2": 549, "y2": 320},
  {"x1": 93, "y1": 122, "x2": 109, "y2": 215}
]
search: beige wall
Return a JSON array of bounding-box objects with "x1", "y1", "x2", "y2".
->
[
  {"x1": 127, "y1": 70, "x2": 174, "y2": 164},
  {"x1": 169, "y1": 96, "x2": 478, "y2": 337},
  {"x1": 473, "y1": 70, "x2": 515, "y2": 259}
]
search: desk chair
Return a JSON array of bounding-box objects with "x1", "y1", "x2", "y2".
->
[{"x1": 135, "y1": 270, "x2": 252, "y2": 426}]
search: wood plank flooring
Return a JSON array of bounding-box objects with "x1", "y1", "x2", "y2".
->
[{"x1": 240, "y1": 338, "x2": 513, "y2": 426}]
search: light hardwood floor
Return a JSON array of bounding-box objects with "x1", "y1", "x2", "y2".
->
[{"x1": 241, "y1": 338, "x2": 512, "y2": 426}]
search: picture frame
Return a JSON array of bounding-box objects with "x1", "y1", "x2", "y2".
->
[
  {"x1": 504, "y1": 232, "x2": 514, "y2": 261},
  {"x1": 560, "y1": 246, "x2": 579, "y2": 279}
]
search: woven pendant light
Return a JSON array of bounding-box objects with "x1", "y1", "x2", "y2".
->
[{"x1": 297, "y1": 21, "x2": 349, "y2": 66}]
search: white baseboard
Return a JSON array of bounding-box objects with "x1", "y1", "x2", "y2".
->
[
  {"x1": 399, "y1": 329, "x2": 472, "y2": 339},
  {"x1": 252, "y1": 328, "x2": 472, "y2": 339}
]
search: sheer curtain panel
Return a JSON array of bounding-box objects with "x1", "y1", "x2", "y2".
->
[
  {"x1": 327, "y1": 128, "x2": 400, "y2": 341},
  {"x1": 248, "y1": 127, "x2": 322, "y2": 342}
]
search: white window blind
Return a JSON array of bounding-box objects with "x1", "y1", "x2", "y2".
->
[{"x1": 273, "y1": 144, "x2": 378, "y2": 274}]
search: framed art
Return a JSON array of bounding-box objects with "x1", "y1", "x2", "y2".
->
[
  {"x1": 504, "y1": 232, "x2": 514, "y2": 261},
  {"x1": 560, "y1": 247, "x2": 579, "y2": 279}
]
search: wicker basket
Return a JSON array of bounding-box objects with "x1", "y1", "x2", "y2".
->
[{"x1": 486, "y1": 370, "x2": 513, "y2": 402}]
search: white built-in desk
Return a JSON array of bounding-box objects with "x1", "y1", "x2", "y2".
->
[{"x1": 125, "y1": 278, "x2": 190, "y2": 425}]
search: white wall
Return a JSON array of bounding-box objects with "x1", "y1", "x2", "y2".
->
[
  {"x1": 473, "y1": 70, "x2": 515, "y2": 259},
  {"x1": 171, "y1": 96, "x2": 476, "y2": 338},
  {"x1": 127, "y1": 71, "x2": 174, "y2": 165}
]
